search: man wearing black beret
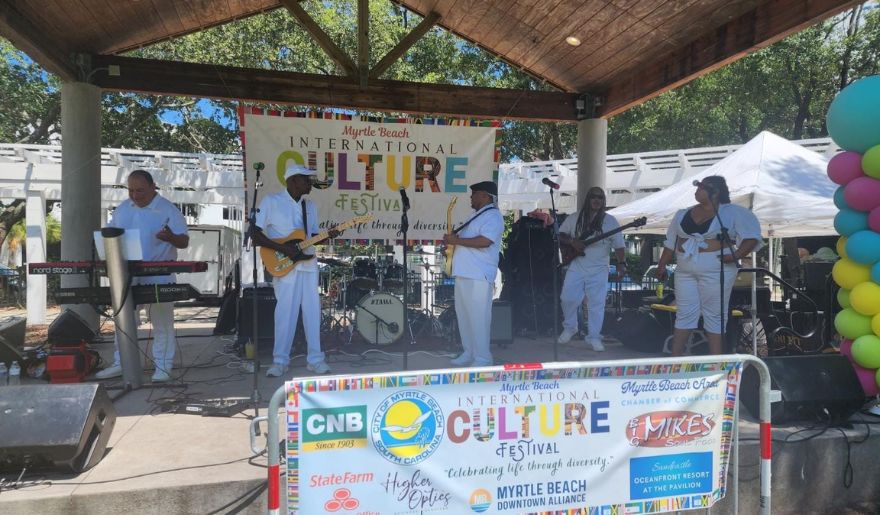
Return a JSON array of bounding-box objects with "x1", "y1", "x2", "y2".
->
[{"x1": 443, "y1": 180, "x2": 504, "y2": 367}]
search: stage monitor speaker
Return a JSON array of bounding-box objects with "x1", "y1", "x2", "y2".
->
[
  {"x1": 237, "y1": 286, "x2": 276, "y2": 349},
  {"x1": 740, "y1": 354, "x2": 864, "y2": 424},
  {"x1": 491, "y1": 301, "x2": 513, "y2": 346},
  {"x1": 0, "y1": 384, "x2": 116, "y2": 473},
  {"x1": 48, "y1": 309, "x2": 96, "y2": 345}
]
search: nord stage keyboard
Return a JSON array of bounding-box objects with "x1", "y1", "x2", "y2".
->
[
  {"x1": 55, "y1": 283, "x2": 201, "y2": 305},
  {"x1": 29, "y1": 260, "x2": 208, "y2": 276}
]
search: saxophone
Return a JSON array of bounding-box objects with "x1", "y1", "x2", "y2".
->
[{"x1": 443, "y1": 197, "x2": 457, "y2": 276}]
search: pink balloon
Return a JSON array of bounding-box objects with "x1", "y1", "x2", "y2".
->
[
  {"x1": 841, "y1": 338, "x2": 854, "y2": 357},
  {"x1": 844, "y1": 176, "x2": 880, "y2": 211},
  {"x1": 869, "y1": 207, "x2": 880, "y2": 233},
  {"x1": 828, "y1": 151, "x2": 865, "y2": 185},
  {"x1": 852, "y1": 362, "x2": 880, "y2": 396}
]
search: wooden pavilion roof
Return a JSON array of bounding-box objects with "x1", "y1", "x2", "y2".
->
[{"x1": 0, "y1": 0, "x2": 862, "y2": 120}]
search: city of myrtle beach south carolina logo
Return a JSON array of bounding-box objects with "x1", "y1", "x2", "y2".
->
[{"x1": 371, "y1": 390, "x2": 444, "y2": 465}]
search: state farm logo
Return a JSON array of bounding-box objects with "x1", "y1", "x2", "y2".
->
[
  {"x1": 324, "y1": 488, "x2": 360, "y2": 512},
  {"x1": 627, "y1": 411, "x2": 716, "y2": 447}
]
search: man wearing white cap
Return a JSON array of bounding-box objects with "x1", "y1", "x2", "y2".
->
[{"x1": 253, "y1": 164, "x2": 341, "y2": 376}]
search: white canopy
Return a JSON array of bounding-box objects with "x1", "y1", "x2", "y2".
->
[{"x1": 608, "y1": 131, "x2": 837, "y2": 237}]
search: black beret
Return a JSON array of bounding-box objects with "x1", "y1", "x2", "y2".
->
[{"x1": 469, "y1": 180, "x2": 498, "y2": 196}]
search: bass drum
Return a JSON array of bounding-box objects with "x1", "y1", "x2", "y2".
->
[{"x1": 355, "y1": 292, "x2": 404, "y2": 345}]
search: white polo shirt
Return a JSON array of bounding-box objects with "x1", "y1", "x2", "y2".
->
[
  {"x1": 451, "y1": 204, "x2": 504, "y2": 282},
  {"x1": 256, "y1": 191, "x2": 319, "y2": 274},
  {"x1": 109, "y1": 193, "x2": 188, "y2": 285}
]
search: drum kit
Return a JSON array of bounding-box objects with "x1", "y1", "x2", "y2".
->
[{"x1": 318, "y1": 249, "x2": 459, "y2": 346}]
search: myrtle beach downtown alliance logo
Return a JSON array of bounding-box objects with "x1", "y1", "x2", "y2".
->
[{"x1": 371, "y1": 390, "x2": 444, "y2": 465}]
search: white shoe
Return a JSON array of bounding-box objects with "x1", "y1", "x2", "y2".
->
[
  {"x1": 450, "y1": 354, "x2": 473, "y2": 366},
  {"x1": 151, "y1": 369, "x2": 171, "y2": 382},
  {"x1": 95, "y1": 365, "x2": 122, "y2": 379},
  {"x1": 266, "y1": 364, "x2": 288, "y2": 377},
  {"x1": 306, "y1": 361, "x2": 331, "y2": 374},
  {"x1": 589, "y1": 339, "x2": 605, "y2": 352},
  {"x1": 557, "y1": 328, "x2": 577, "y2": 344}
]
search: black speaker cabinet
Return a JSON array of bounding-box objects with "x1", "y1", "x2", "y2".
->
[
  {"x1": 740, "y1": 355, "x2": 865, "y2": 424},
  {"x1": 491, "y1": 301, "x2": 513, "y2": 346},
  {"x1": 237, "y1": 286, "x2": 276, "y2": 347},
  {"x1": 48, "y1": 309, "x2": 96, "y2": 345},
  {"x1": 0, "y1": 384, "x2": 116, "y2": 473}
]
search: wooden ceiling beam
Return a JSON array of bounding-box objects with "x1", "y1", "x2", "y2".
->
[
  {"x1": 0, "y1": 0, "x2": 77, "y2": 80},
  {"x1": 91, "y1": 55, "x2": 579, "y2": 122},
  {"x1": 599, "y1": 0, "x2": 863, "y2": 117},
  {"x1": 370, "y1": 12, "x2": 440, "y2": 79},
  {"x1": 279, "y1": 0, "x2": 358, "y2": 78}
]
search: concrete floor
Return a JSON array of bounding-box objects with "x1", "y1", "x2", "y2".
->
[{"x1": 0, "y1": 306, "x2": 879, "y2": 514}]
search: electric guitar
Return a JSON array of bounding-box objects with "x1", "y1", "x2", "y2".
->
[
  {"x1": 260, "y1": 215, "x2": 372, "y2": 277},
  {"x1": 443, "y1": 197, "x2": 457, "y2": 276},
  {"x1": 559, "y1": 216, "x2": 647, "y2": 267}
]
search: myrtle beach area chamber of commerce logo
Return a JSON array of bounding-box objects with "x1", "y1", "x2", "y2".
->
[{"x1": 371, "y1": 390, "x2": 444, "y2": 465}]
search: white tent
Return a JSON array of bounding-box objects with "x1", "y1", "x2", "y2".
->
[{"x1": 608, "y1": 131, "x2": 837, "y2": 237}]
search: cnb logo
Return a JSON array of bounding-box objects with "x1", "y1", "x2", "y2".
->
[
  {"x1": 371, "y1": 391, "x2": 444, "y2": 465},
  {"x1": 302, "y1": 406, "x2": 368, "y2": 451},
  {"x1": 469, "y1": 488, "x2": 491, "y2": 513}
]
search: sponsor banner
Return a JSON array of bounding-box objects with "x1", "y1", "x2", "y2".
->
[
  {"x1": 241, "y1": 110, "x2": 500, "y2": 241},
  {"x1": 284, "y1": 362, "x2": 742, "y2": 514}
]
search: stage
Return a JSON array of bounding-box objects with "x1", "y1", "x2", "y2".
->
[{"x1": 1, "y1": 306, "x2": 879, "y2": 514}]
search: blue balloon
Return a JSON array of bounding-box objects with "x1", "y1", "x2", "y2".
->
[
  {"x1": 834, "y1": 186, "x2": 849, "y2": 210},
  {"x1": 846, "y1": 230, "x2": 880, "y2": 265},
  {"x1": 873, "y1": 262, "x2": 880, "y2": 284},
  {"x1": 835, "y1": 208, "x2": 870, "y2": 236},
  {"x1": 827, "y1": 76, "x2": 880, "y2": 153}
]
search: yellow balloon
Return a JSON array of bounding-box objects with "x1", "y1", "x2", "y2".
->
[
  {"x1": 833, "y1": 258, "x2": 872, "y2": 290},
  {"x1": 851, "y1": 281, "x2": 880, "y2": 315},
  {"x1": 837, "y1": 236, "x2": 848, "y2": 259},
  {"x1": 873, "y1": 312, "x2": 880, "y2": 337}
]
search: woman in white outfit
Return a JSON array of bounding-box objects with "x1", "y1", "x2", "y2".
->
[{"x1": 656, "y1": 176, "x2": 762, "y2": 355}]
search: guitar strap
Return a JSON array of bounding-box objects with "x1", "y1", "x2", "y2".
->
[
  {"x1": 301, "y1": 199, "x2": 309, "y2": 237},
  {"x1": 453, "y1": 205, "x2": 498, "y2": 235}
]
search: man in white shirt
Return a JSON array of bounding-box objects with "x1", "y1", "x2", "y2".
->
[
  {"x1": 96, "y1": 170, "x2": 189, "y2": 382},
  {"x1": 253, "y1": 164, "x2": 341, "y2": 377},
  {"x1": 557, "y1": 186, "x2": 625, "y2": 351},
  {"x1": 443, "y1": 181, "x2": 504, "y2": 367}
]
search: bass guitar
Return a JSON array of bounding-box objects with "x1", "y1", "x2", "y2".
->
[
  {"x1": 559, "y1": 216, "x2": 647, "y2": 267},
  {"x1": 443, "y1": 197, "x2": 457, "y2": 276},
  {"x1": 260, "y1": 215, "x2": 373, "y2": 277}
]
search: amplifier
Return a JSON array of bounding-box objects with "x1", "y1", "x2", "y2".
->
[{"x1": 491, "y1": 301, "x2": 513, "y2": 347}]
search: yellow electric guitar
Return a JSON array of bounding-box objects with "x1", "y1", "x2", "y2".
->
[
  {"x1": 260, "y1": 215, "x2": 372, "y2": 278},
  {"x1": 443, "y1": 197, "x2": 457, "y2": 276}
]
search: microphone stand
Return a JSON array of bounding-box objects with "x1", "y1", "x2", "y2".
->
[
  {"x1": 710, "y1": 195, "x2": 738, "y2": 354},
  {"x1": 398, "y1": 196, "x2": 412, "y2": 370},
  {"x1": 547, "y1": 185, "x2": 562, "y2": 361},
  {"x1": 245, "y1": 163, "x2": 263, "y2": 431}
]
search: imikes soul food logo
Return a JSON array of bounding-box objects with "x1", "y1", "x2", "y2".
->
[
  {"x1": 301, "y1": 406, "x2": 369, "y2": 451},
  {"x1": 627, "y1": 411, "x2": 715, "y2": 447}
]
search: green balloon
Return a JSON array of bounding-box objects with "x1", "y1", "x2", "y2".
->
[
  {"x1": 835, "y1": 308, "x2": 874, "y2": 340},
  {"x1": 864, "y1": 144, "x2": 880, "y2": 179},
  {"x1": 852, "y1": 334, "x2": 880, "y2": 369},
  {"x1": 838, "y1": 288, "x2": 852, "y2": 308}
]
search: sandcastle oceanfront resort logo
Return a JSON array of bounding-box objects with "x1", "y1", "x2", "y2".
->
[{"x1": 371, "y1": 390, "x2": 444, "y2": 465}]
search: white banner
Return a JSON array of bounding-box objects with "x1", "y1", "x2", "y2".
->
[
  {"x1": 242, "y1": 113, "x2": 499, "y2": 241},
  {"x1": 284, "y1": 361, "x2": 742, "y2": 514}
]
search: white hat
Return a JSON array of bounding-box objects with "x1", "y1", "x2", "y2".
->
[{"x1": 284, "y1": 163, "x2": 317, "y2": 180}]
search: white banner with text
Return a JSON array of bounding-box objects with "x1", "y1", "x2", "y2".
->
[{"x1": 284, "y1": 361, "x2": 742, "y2": 514}]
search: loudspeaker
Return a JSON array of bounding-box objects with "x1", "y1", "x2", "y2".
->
[
  {"x1": 237, "y1": 286, "x2": 276, "y2": 348},
  {"x1": 48, "y1": 309, "x2": 96, "y2": 345},
  {"x1": 606, "y1": 309, "x2": 669, "y2": 353},
  {"x1": 740, "y1": 355, "x2": 865, "y2": 424},
  {"x1": 0, "y1": 384, "x2": 116, "y2": 473},
  {"x1": 491, "y1": 301, "x2": 513, "y2": 346}
]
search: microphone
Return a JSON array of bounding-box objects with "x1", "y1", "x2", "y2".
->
[
  {"x1": 542, "y1": 177, "x2": 561, "y2": 190},
  {"x1": 399, "y1": 187, "x2": 410, "y2": 210}
]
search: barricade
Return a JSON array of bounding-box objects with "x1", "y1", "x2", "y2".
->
[{"x1": 251, "y1": 354, "x2": 771, "y2": 515}]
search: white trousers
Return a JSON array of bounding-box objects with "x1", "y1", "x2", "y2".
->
[
  {"x1": 113, "y1": 302, "x2": 176, "y2": 372},
  {"x1": 674, "y1": 252, "x2": 738, "y2": 334},
  {"x1": 272, "y1": 270, "x2": 323, "y2": 366},
  {"x1": 454, "y1": 277, "x2": 494, "y2": 366},
  {"x1": 560, "y1": 264, "x2": 608, "y2": 342}
]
